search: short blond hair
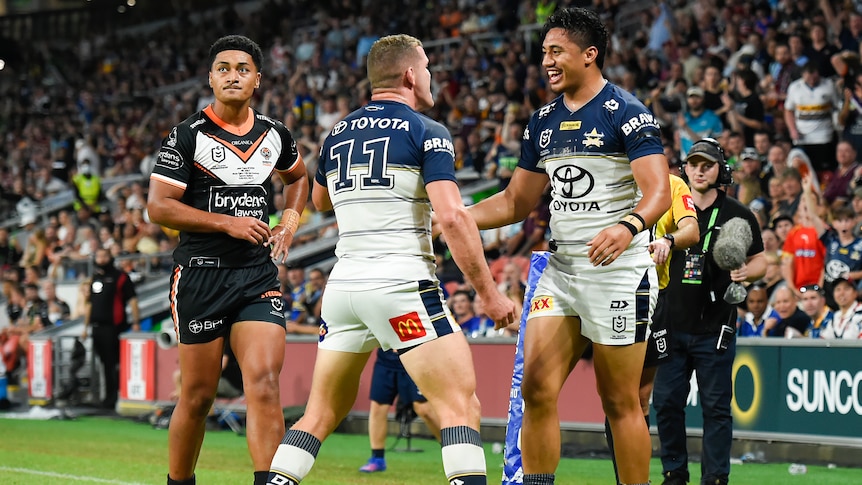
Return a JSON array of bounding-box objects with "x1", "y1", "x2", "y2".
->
[{"x1": 367, "y1": 34, "x2": 423, "y2": 89}]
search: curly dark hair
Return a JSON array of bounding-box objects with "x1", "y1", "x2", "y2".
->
[
  {"x1": 542, "y1": 7, "x2": 609, "y2": 69},
  {"x1": 208, "y1": 34, "x2": 264, "y2": 71}
]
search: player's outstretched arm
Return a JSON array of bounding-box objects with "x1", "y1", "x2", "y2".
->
[
  {"x1": 147, "y1": 179, "x2": 271, "y2": 245},
  {"x1": 427, "y1": 180, "x2": 515, "y2": 329},
  {"x1": 467, "y1": 167, "x2": 548, "y2": 230}
]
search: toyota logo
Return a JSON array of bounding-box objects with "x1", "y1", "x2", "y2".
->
[
  {"x1": 189, "y1": 320, "x2": 203, "y2": 334},
  {"x1": 551, "y1": 165, "x2": 594, "y2": 199}
]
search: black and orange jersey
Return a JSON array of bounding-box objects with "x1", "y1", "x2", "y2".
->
[{"x1": 151, "y1": 105, "x2": 301, "y2": 268}]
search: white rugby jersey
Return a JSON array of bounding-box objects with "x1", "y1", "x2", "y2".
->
[
  {"x1": 315, "y1": 101, "x2": 457, "y2": 289},
  {"x1": 150, "y1": 105, "x2": 300, "y2": 268},
  {"x1": 519, "y1": 81, "x2": 664, "y2": 258}
]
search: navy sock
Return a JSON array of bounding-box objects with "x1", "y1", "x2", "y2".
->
[
  {"x1": 371, "y1": 448, "x2": 385, "y2": 459},
  {"x1": 523, "y1": 473, "x2": 555, "y2": 484},
  {"x1": 167, "y1": 474, "x2": 195, "y2": 485},
  {"x1": 253, "y1": 471, "x2": 268, "y2": 485}
]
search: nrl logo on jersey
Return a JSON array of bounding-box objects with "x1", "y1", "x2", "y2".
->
[
  {"x1": 603, "y1": 99, "x2": 619, "y2": 112},
  {"x1": 582, "y1": 128, "x2": 604, "y2": 148},
  {"x1": 539, "y1": 129, "x2": 553, "y2": 148},
  {"x1": 538, "y1": 102, "x2": 556, "y2": 118},
  {"x1": 212, "y1": 146, "x2": 225, "y2": 162}
]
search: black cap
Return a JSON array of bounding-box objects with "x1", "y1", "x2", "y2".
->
[
  {"x1": 833, "y1": 277, "x2": 856, "y2": 290},
  {"x1": 686, "y1": 141, "x2": 723, "y2": 163},
  {"x1": 771, "y1": 214, "x2": 793, "y2": 229}
]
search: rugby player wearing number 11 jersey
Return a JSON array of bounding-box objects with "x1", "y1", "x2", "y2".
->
[{"x1": 267, "y1": 34, "x2": 516, "y2": 485}]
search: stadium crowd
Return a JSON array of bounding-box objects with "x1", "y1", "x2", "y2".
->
[{"x1": 4, "y1": 0, "x2": 862, "y2": 386}]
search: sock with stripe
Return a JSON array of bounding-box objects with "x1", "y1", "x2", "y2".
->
[
  {"x1": 267, "y1": 429, "x2": 321, "y2": 484},
  {"x1": 523, "y1": 473, "x2": 555, "y2": 484},
  {"x1": 440, "y1": 426, "x2": 486, "y2": 484}
]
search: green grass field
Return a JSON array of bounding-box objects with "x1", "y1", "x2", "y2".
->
[{"x1": 0, "y1": 416, "x2": 858, "y2": 484}]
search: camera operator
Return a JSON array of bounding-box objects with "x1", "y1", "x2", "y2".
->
[{"x1": 652, "y1": 139, "x2": 766, "y2": 485}]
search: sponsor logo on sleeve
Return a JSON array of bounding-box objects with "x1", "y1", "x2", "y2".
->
[
  {"x1": 388, "y1": 311, "x2": 427, "y2": 342},
  {"x1": 167, "y1": 127, "x2": 178, "y2": 147},
  {"x1": 538, "y1": 102, "x2": 556, "y2": 118},
  {"x1": 621, "y1": 113, "x2": 660, "y2": 136},
  {"x1": 682, "y1": 194, "x2": 695, "y2": 211},
  {"x1": 156, "y1": 147, "x2": 183, "y2": 170},
  {"x1": 423, "y1": 137, "x2": 455, "y2": 156}
]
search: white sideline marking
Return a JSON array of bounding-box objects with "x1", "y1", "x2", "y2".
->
[{"x1": 0, "y1": 466, "x2": 148, "y2": 484}]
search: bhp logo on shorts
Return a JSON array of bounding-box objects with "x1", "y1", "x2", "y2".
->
[
  {"x1": 529, "y1": 296, "x2": 553, "y2": 314},
  {"x1": 389, "y1": 311, "x2": 427, "y2": 342}
]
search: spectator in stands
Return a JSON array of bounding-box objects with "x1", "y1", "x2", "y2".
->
[
  {"x1": 776, "y1": 168, "x2": 805, "y2": 217},
  {"x1": 737, "y1": 285, "x2": 770, "y2": 337},
  {"x1": 780, "y1": 200, "x2": 825, "y2": 299},
  {"x1": 771, "y1": 213, "x2": 793, "y2": 249},
  {"x1": 736, "y1": 147, "x2": 765, "y2": 206},
  {"x1": 0, "y1": 227, "x2": 22, "y2": 272},
  {"x1": 821, "y1": 277, "x2": 862, "y2": 339},
  {"x1": 449, "y1": 290, "x2": 489, "y2": 338},
  {"x1": 505, "y1": 189, "x2": 551, "y2": 257},
  {"x1": 763, "y1": 43, "x2": 800, "y2": 113},
  {"x1": 71, "y1": 159, "x2": 104, "y2": 214},
  {"x1": 763, "y1": 144, "x2": 789, "y2": 187},
  {"x1": 654, "y1": 86, "x2": 723, "y2": 159},
  {"x1": 804, "y1": 178, "x2": 862, "y2": 304},
  {"x1": 784, "y1": 61, "x2": 840, "y2": 175},
  {"x1": 286, "y1": 268, "x2": 326, "y2": 335},
  {"x1": 484, "y1": 112, "x2": 522, "y2": 190},
  {"x1": 19, "y1": 228, "x2": 47, "y2": 270},
  {"x1": 838, "y1": 71, "x2": 862, "y2": 156},
  {"x1": 727, "y1": 69, "x2": 766, "y2": 146},
  {"x1": 763, "y1": 286, "x2": 810, "y2": 337},
  {"x1": 799, "y1": 284, "x2": 833, "y2": 338},
  {"x1": 34, "y1": 166, "x2": 68, "y2": 199},
  {"x1": 22, "y1": 282, "x2": 51, "y2": 330},
  {"x1": 822, "y1": 141, "x2": 859, "y2": 210},
  {"x1": 41, "y1": 279, "x2": 70, "y2": 325}
]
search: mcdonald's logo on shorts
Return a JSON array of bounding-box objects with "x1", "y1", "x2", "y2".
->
[{"x1": 388, "y1": 311, "x2": 427, "y2": 342}]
